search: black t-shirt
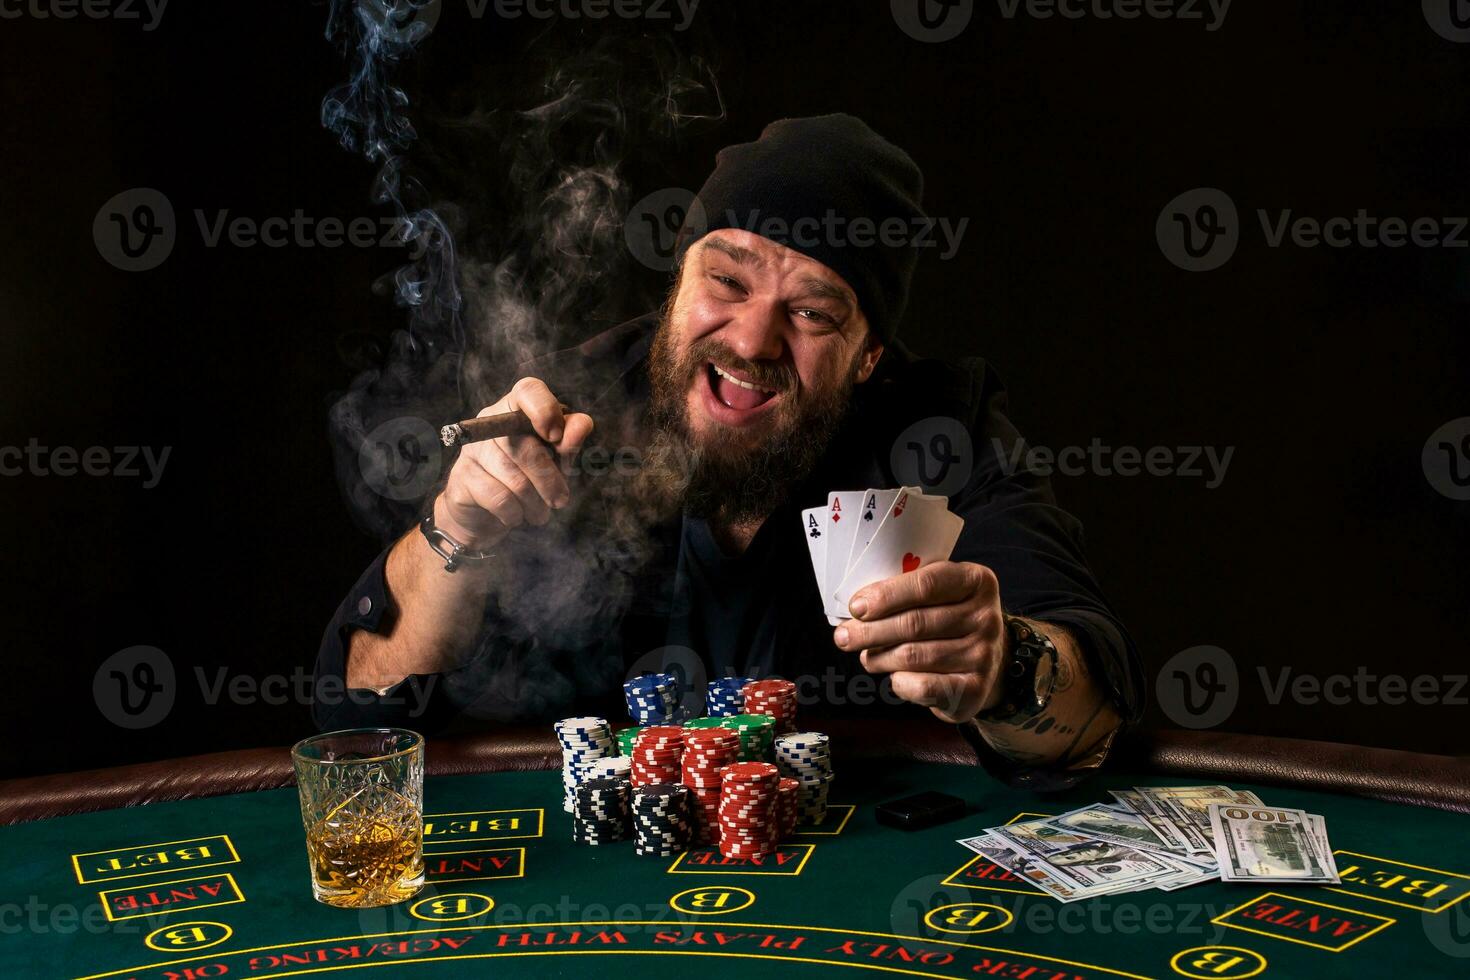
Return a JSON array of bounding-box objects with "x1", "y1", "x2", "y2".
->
[{"x1": 312, "y1": 314, "x2": 1143, "y2": 782}]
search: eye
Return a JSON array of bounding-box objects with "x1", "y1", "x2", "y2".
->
[
  {"x1": 793, "y1": 308, "x2": 836, "y2": 326},
  {"x1": 709, "y1": 274, "x2": 745, "y2": 293}
]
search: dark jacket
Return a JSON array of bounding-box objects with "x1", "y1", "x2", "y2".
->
[{"x1": 313, "y1": 314, "x2": 1143, "y2": 789}]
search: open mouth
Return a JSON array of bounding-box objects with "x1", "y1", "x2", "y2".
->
[{"x1": 706, "y1": 362, "x2": 779, "y2": 412}]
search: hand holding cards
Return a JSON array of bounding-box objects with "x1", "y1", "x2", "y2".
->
[{"x1": 801, "y1": 487, "x2": 964, "y2": 622}]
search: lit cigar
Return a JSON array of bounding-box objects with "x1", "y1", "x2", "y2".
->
[{"x1": 439, "y1": 404, "x2": 574, "y2": 448}]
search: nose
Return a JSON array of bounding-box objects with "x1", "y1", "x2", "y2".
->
[{"x1": 718, "y1": 300, "x2": 786, "y2": 364}]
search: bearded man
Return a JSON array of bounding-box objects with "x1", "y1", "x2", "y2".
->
[{"x1": 314, "y1": 114, "x2": 1142, "y2": 787}]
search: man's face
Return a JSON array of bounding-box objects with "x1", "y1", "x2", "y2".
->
[{"x1": 646, "y1": 229, "x2": 884, "y2": 520}]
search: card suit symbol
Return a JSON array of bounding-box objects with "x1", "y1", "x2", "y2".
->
[
  {"x1": 809, "y1": 528, "x2": 822, "y2": 538},
  {"x1": 833, "y1": 512, "x2": 840, "y2": 522},
  {"x1": 902, "y1": 553, "x2": 921, "y2": 573},
  {"x1": 864, "y1": 511, "x2": 873, "y2": 521}
]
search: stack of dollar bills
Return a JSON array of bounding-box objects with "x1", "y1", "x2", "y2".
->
[{"x1": 957, "y1": 786, "x2": 1341, "y2": 903}]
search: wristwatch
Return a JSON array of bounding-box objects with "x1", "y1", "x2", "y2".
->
[
  {"x1": 975, "y1": 616, "x2": 1059, "y2": 723},
  {"x1": 418, "y1": 514, "x2": 494, "y2": 572}
]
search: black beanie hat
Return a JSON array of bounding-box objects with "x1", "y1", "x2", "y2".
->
[{"x1": 676, "y1": 114, "x2": 926, "y2": 344}]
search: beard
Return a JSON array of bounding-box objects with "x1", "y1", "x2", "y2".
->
[{"x1": 640, "y1": 296, "x2": 862, "y2": 524}]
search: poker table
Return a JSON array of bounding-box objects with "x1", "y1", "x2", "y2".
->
[{"x1": 3, "y1": 721, "x2": 1468, "y2": 980}]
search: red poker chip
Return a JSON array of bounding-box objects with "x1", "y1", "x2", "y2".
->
[
  {"x1": 684, "y1": 730, "x2": 739, "y2": 743},
  {"x1": 720, "y1": 796, "x2": 775, "y2": 807},
  {"x1": 718, "y1": 817, "x2": 774, "y2": 828}
]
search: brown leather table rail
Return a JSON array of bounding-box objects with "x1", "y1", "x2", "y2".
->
[{"x1": 2, "y1": 722, "x2": 1466, "y2": 825}]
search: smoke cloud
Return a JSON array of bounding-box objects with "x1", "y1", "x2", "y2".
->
[{"x1": 319, "y1": 1, "x2": 723, "y2": 719}]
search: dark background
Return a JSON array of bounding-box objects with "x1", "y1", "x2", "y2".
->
[{"x1": 1, "y1": 1, "x2": 1466, "y2": 778}]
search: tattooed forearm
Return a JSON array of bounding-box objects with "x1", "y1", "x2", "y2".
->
[{"x1": 972, "y1": 619, "x2": 1123, "y2": 771}]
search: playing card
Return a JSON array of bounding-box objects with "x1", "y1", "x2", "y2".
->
[
  {"x1": 832, "y1": 489, "x2": 963, "y2": 614},
  {"x1": 821, "y1": 491, "x2": 866, "y2": 619},
  {"x1": 800, "y1": 506, "x2": 841, "y2": 626},
  {"x1": 842, "y1": 488, "x2": 900, "y2": 581}
]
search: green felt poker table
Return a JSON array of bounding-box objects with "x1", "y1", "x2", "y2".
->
[{"x1": 2, "y1": 721, "x2": 1468, "y2": 980}]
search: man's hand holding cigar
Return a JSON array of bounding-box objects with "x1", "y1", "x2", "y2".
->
[
  {"x1": 432, "y1": 378, "x2": 594, "y2": 554},
  {"x1": 345, "y1": 377, "x2": 593, "y2": 691}
]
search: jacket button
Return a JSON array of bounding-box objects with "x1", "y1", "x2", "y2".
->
[{"x1": 357, "y1": 596, "x2": 373, "y2": 617}]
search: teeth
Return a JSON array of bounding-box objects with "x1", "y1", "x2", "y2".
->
[{"x1": 713, "y1": 364, "x2": 774, "y2": 394}]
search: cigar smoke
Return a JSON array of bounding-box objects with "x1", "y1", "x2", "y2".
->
[{"x1": 319, "y1": 2, "x2": 723, "y2": 720}]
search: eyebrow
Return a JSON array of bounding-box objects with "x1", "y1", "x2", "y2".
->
[
  {"x1": 796, "y1": 276, "x2": 854, "y2": 310},
  {"x1": 699, "y1": 237, "x2": 765, "y2": 267},
  {"x1": 700, "y1": 237, "x2": 855, "y2": 311}
]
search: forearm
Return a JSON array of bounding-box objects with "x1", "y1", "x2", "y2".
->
[
  {"x1": 971, "y1": 619, "x2": 1122, "y2": 770},
  {"x1": 344, "y1": 500, "x2": 497, "y2": 691}
]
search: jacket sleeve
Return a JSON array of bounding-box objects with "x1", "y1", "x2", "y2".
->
[
  {"x1": 310, "y1": 546, "x2": 458, "y2": 732},
  {"x1": 943, "y1": 358, "x2": 1144, "y2": 790}
]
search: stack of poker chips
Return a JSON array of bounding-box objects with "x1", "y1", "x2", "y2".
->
[
  {"x1": 615, "y1": 725, "x2": 645, "y2": 758},
  {"x1": 704, "y1": 677, "x2": 752, "y2": 717},
  {"x1": 681, "y1": 727, "x2": 741, "y2": 845},
  {"x1": 555, "y1": 716, "x2": 616, "y2": 813},
  {"x1": 630, "y1": 726, "x2": 685, "y2": 787},
  {"x1": 720, "y1": 714, "x2": 776, "y2": 762},
  {"x1": 631, "y1": 783, "x2": 692, "y2": 857},
  {"x1": 623, "y1": 672, "x2": 682, "y2": 726},
  {"x1": 740, "y1": 679, "x2": 799, "y2": 733},
  {"x1": 775, "y1": 777, "x2": 800, "y2": 840},
  {"x1": 718, "y1": 761, "x2": 780, "y2": 858},
  {"x1": 572, "y1": 776, "x2": 631, "y2": 844},
  {"x1": 775, "y1": 731, "x2": 835, "y2": 825}
]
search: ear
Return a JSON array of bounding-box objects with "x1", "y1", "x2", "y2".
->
[{"x1": 854, "y1": 334, "x2": 884, "y2": 384}]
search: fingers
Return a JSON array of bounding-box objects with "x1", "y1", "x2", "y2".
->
[
  {"x1": 849, "y1": 561, "x2": 995, "y2": 620},
  {"x1": 557, "y1": 412, "x2": 595, "y2": 454},
  {"x1": 860, "y1": 637, "x2": 980, "y2": 675},
  {"x1": 504, "y1": 377, "x2": 566, "y2": 443},
  {"x1": 833, "y1": 600, "x2": 978, "y2": 652},
  {"x1": 475, "y1": 440, "x2": 553, "y2": 526},
  {"x1": 502, "y1": 432, "x2": 571, "y2": 509},
  {"x1": 889, "y1": 671, "x2": 988, "y2": 724},
  {"x1": 440, "y1": 455, "x2": 523, "y2": 540}
]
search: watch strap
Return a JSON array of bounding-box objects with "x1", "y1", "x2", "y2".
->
[{"x1": 975, "y1": 616, "x2": 1059, "y2": 723}]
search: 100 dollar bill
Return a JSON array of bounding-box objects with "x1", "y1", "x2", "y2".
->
[{"x1": 1208, "y1": 804, "x2": 1340, "y2": 884}]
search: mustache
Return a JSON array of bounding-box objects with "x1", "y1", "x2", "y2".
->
[{"x1": 682, "y1": 337, "x2": 796, "y2": 394}]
